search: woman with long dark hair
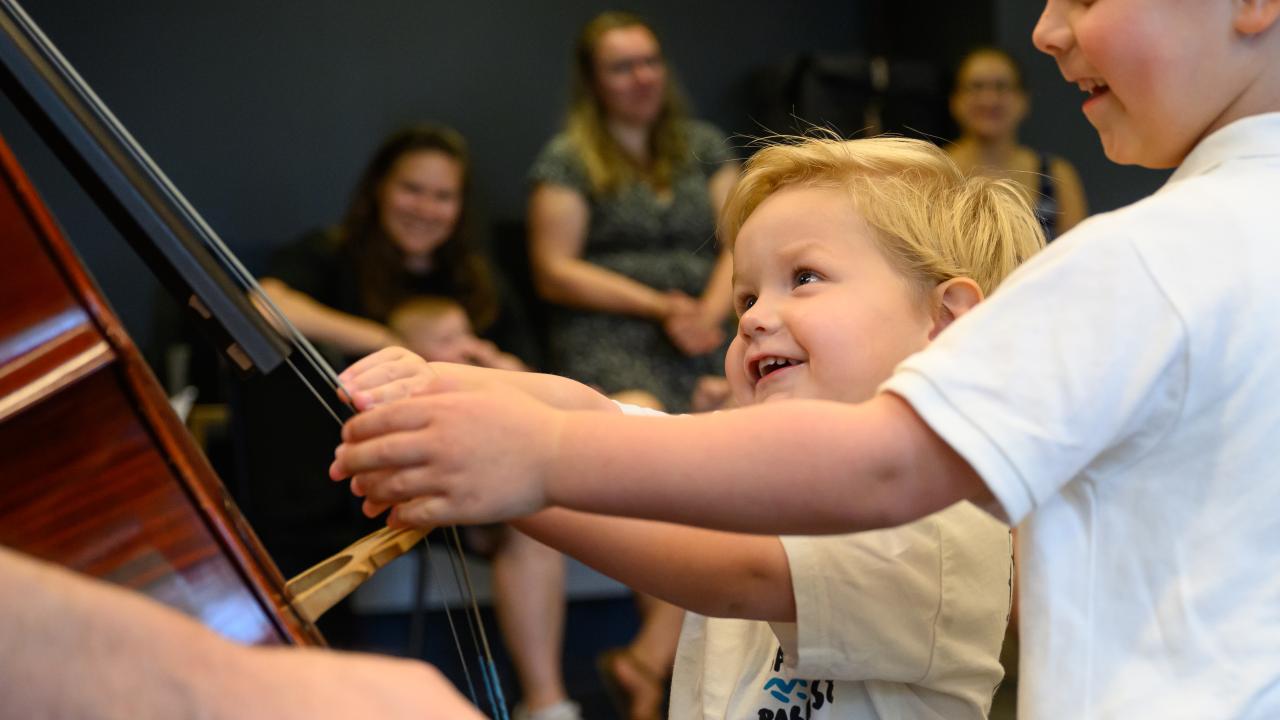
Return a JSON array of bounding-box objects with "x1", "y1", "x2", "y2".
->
[
  {"x1": 261, "y1": 124, "x2": 502, "y2": 352},
  {"x1": 250, "y1": 125, "x2": 560, "y2": 718}
]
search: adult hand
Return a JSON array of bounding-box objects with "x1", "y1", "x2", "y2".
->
[
  {"x1": 329, "y1": 385, "x2": 564, "y2": 526},
  {"x1": 690, "y1": 375, "x2": 733, "y2": 412},
  {"x1": 660, "y1": 290, "x2": 724, "y2": 356},
  {"x1": 664, "y1": 310, "x2": 725, "y2": 356},
  {"x1": 231, "y1": 647, "x2": 484, "y2": 720}
]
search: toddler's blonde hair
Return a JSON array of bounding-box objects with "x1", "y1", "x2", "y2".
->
[{"x1": 720, "y1": 136, "x2": 1045, "y2": 299}]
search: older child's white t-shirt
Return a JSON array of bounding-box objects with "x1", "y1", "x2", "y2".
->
[
  {"x1": 882, "y1": 113, "x2": 1280, "y2": 719},
  {"x1": 667, "y1": 502, "x2": 1012, "y2": 720}
]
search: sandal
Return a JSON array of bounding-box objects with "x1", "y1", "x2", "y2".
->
[{"x1": 596, "y1": 647, "x2": 669, "y2": 720}]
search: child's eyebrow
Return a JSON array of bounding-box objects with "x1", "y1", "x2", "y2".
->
[
  {"x1": 775, "y1": 239, "x2": 837, "y2": 263},
  {"x1": 732, "y1": 239, "x2": 835, "y2": 287}
]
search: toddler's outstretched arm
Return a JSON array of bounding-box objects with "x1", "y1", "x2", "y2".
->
[{"x1": 513, "y1": 509, "x2": 796, "y2": 622}]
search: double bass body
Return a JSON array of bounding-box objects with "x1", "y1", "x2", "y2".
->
[{"x1": 0, "y1": 132, "x2": 323, "y2": 646}]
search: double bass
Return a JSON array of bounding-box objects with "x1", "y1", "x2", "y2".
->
[{"x1": 0, "y1": 0, "x2": 505, "y2": 711}]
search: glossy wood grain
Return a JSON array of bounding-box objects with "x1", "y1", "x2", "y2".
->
[{"x1": 0, "y1": 132, "x2": 323, "y2": 646}]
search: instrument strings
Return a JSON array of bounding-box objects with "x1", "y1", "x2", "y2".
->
[{"x1": 5, "y1": 1, "x2": 509, "y2": 715}]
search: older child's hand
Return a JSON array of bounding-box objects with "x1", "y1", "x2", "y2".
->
[{"x1": 329, "y1": 387, "x2": 564, "y2": 526}]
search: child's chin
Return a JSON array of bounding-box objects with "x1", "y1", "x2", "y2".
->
[{"x1": 758, "y1": 391, "x2": 795, "y2": 404}]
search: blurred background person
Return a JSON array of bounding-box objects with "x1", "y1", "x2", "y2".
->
[
  {"x1": 245, "y1": 125, "x2": 570, "y2": 720},
  {"x1": 526, "y1": 11, "x2": 739, "y2": 719},
  {"x1": 260, "y1": 124, "x2": 521, "y2": 357},
  {"x1": 389, "y1": 296, "x2": 527, "y2": 371},
  {"x1": 947, "y1": 46, "x2": 1087, "y2": 241}
]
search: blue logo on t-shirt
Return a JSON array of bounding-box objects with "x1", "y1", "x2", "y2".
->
[{"x1": 755, "y1": 646, "x2": 834, "y2": 719}]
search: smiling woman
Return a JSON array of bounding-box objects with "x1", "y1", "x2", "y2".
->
[
  {"x1": 259, "y1": 124, "x2": 501, "y2": 355},
  {"x1": 245, "y1": 123, "x2": 561, "y2": 713},
  {"x1": 946, "y1": 47, "x2": 1088, "y2": 241}
]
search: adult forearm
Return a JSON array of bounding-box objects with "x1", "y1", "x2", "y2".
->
[
  {"x1": 697, "y1": 247, "x2": 735, "y2": 325},
  {"x1": 547, "y1": 394, "x2": 981, "y2": 535},
  {"x1": 512, "y1": 510, "x2": 794, "y2": 621},
  {"x1": 0, "y1": 546, "x2": 234, "y2": 719},
  {"x1": 0, "y1": 547, "x2": 479, "y2": 720},
  {"x1": 536, "y1": 258, "x2": 669, "y2": 319},
  {"x1": 261, "y1": 280, "x2": 396, "y2": 354}
]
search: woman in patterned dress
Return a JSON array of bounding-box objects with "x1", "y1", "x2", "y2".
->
[
  {"x1": 528, "y1": 11, "x2": 738, "y2": 415},
  {"x1": 525, "y1": 12, "x2": 739, "y2": 720}
]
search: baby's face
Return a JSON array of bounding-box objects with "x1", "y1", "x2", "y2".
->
[
  {"x1": 726, "y1": 185, "x2": 934, "y2": 407},
  {"x1": 403, "y1": 308, "x2": 474, "y2": 364}
]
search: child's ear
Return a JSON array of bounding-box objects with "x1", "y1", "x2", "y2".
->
[
  {"x1": 929, "y1": 277, "x2": 984, "y2": 341},
  {"x1": 1235, "y1": 0, "x2": 1280, "y2": 35}
]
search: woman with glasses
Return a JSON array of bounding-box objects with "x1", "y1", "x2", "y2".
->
[
  {"x1": 947, "y1": 47, "x2": 1087, "y2": 241},
  {"x1": 523, "y1": 11, "x2": 739, "y2": 720},
  {"x1": 528, "y1": 11, "x2": 738, "y2": 415}
]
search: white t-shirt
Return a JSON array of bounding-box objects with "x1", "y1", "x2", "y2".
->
[
  {"x1": 882, "y1": 113, "x2": 1280, "y2": 719},
  {"x1": 668, "y1": 502, "x2": 1012, "y2": 720}
]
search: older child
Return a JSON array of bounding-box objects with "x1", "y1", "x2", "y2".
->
[
  {"x1": 334, "y1": 2, "x2": 1280, "y2": 717},
  {"x1": 338, "y1": 137, "x2": 1043, "y2": 719}
]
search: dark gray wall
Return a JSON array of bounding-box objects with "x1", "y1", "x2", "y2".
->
[
  {"x1": 1, "y1": 1, "x2": 875, "y2": 351},
  {"x1": 994, "y1": 0, "x2": 1169, "y2": 214}
]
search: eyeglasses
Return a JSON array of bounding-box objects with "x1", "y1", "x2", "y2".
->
[{"x1": 601, "y1": 54, "x2": 664, "y2": 78}]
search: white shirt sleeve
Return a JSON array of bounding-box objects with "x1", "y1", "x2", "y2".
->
[
  {"x1": 882, "y1": 231, "x2": 1189, "y2": 525},
  {"x1": 612, "y1": 400, "x2": 672, "y2": 417}
]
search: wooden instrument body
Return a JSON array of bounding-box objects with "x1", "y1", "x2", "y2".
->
[{"x1": 0, "y1": 134, "x2": 323, "y2": 646}]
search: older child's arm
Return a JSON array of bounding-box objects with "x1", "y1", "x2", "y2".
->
[
  {"x1": 334, "y1": 384, "x2": 988, "y2": 536},
  {"x1": 512, "y1": 510, "x2": 796, "y2": 621},
  {"x1": 545, "y1": 393, "x2": 988, "y2": 534}
]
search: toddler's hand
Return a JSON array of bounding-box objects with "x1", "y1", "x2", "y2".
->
[{"x1": 338, "y1": 347, "x2": 439, "y2": 410}]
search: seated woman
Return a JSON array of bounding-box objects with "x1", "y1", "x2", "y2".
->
[
  {"x1": 526, "y1": 11, "x2": 739, "y2": 719},
  {"x1": 528, "y1": 11, "x2": 739, "y2": 413},
  {"x1": 946, "y1": 46, "x2": 1087, "y2": 241},
  {"x1": 260, "y1": 125, "x2": 509, "y2": 355},
  {"x1": 251, "y1": 125, "x2": 570, "y2": 719}
]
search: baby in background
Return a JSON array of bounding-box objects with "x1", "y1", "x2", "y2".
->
[{"x1": 389, "y1": 296, "x2": 526, "y2": 371}]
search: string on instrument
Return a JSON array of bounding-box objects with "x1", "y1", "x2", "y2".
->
[{"x1": 0, "y1": 1, "x2": 510, "y2": 717}]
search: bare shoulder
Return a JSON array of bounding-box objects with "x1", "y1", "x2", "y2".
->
[{"x1": 1048, "y1": 154, "x2": 1083, "y2": 184}]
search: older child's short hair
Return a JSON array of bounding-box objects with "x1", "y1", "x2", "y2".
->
[{"x1": 720, "y1": 136, "x2": 1045, "y2": 298}]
